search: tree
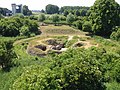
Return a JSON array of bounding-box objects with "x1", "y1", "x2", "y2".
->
[
  {"x1": 41, "y1": 9, "x2": 45, "y2": 13},
  {"x1": 80, "y1": 9, "x2": 87, "y2": 16},
  {"x1": 73, "y1": 20, "x2": 82, "y2": 29},
  {"x1": 63, "y1": 10, "x2": 69, "y2": 16},
  {"x1": 0, "y1": 14, "x2": 3, "y2": 19},
  {"x1": 38, "y1": 14, "x2": 46, "y2": 22},
  {"x1": 23, "y1": 5, "x2": 32, "y2": 16},
  {"x1": 0, "y1": 40, "x2": 16, "y2": 70},
  {"x1": 46, "y1": 4, "x2": 59, "y2": 14},
  {"x1": 89, "y1": 0, "x2": 120, "y2": 36},
  {"x1": 51, "y1": 14, "x2": 59, "y2": 25},
  {"x1": 66, "y1": 13, "x2": 75, "y2": 25},
  {"x1": 110, "y1": 27, "x2": 120, "y2": 41},
  {"x1": 20, "y1": 25, "x2": 30, "y2": 36},
  {"x1": 82, "y1": 21, "x2": 92, "y2": 32},
  {"x1": 0, "y1": 17, "x2": 39, "y2": 37},
  {"x1": 75, "y1": 10, "x2": 80, "y2": 16}
]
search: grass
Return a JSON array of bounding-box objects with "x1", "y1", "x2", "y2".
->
[
  {"x1": 40, "y1": 25, "x2": 87, "y2": 36},
  {"x1": 1, "y1": 24, "x2": 120, "y2": 90}
]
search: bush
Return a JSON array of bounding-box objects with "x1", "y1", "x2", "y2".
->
[
  {"x1": 51, "y1": 14, "x2": 59, "y2": 25},
  {"x1": 0, "y1": 40, "x2": 16, "y2": 70},
  {"x1": 12, "y1": 48, "x2": 106, "y2": 90},
  {"x1": 66, "y1": 13, "x2": 75, "y2": 25},
  {"x1": 82, "y1": 21, "x2": 92, "y2": 32},
  {"x1": 38, "y1": 14, "x2": 46, "y2": 22},
  {"x1": 110, "y1": 27, "x2": 120, "y2": 41},
  {"x1": 73, "y1": 20, "x2": 82, "y2": 30},
  {"x1": 0, "y1": 17, "x2": 39, "y2": 37}
]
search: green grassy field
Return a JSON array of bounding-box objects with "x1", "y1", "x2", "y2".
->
[{"x1": 40, "y1": 25, "x2": 87, "y2": 36}]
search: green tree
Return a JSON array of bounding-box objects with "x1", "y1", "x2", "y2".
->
[
  {"x1": 46, "y1": 4, "x2": 59, "y2": 14},
  {"x1": 75, "y1": 10, "x2": 80, "y2": 16},
  {"x1": 82, "y1": 21, "x2": 92, "y2": 32},
  {"x1": 63, "y1": 10, "x2": 69, "y2": 16},
  {"x1": 23, "y1": 5, "x2": 32, "y2": 16},
  {"x1": 38, "y1": 14, "x2": 46, "y2": 22},
  {"x1": 110, "y1": 27, "x2": 120, "y2": 41},
  {"x1": 66, "y1": 13, "x2": 75, "y2": 25},
  {"x1": 89, "y1": 0, "x2": 120, "y2": 36},
  {"x1": 0, "y1": 14, "x2": 3, "y2": 19},
  {"x1": 20, "y1": 25, "x2": 30, "y2": 36},
  {"x1": 51, "y1": 14, "x2": 59, "y2": 25},
  {"x1": 73, "y1": 20, "x2": 82, "y2": 29},
  {"x1": 0, "y1": 40, "x2": 16, "y2": 70}
]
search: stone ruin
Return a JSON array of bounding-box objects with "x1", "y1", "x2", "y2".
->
[{"x1": 46, "y1": 39, "x2": 64, "y2": 50}]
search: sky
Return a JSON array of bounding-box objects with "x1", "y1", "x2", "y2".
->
[{"x1": 0, "y1": 0, "x2": 120, "y2": 10}]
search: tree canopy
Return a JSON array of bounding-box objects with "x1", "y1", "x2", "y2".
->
[
  {"x1": 0, "y1": 39, "x2": 16, "y2": 70},
  {"x1": 46, "y1": 4, "x2": 59, "y2": 14},
  {"x1": 23, "y1": 5, "x2": 32, "y2": 16},
  {"x1": 0, "y1": 17, "x2": 39, "y2": 37},
  {"x1": 89, "y1": 0, "x2": 120, "y2": 36},
  {"x1": 66, "y1": 13, "x2": 75, "y2": 25}
]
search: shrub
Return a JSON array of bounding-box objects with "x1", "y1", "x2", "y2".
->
[
  {"x1": 12, "y1": 48, "x2": 106, "y2": 90},
  {"x1": 82, "y1": 21, "x2": 92, "y2": 32},
  {"x1": 110, "y1": 27, "x2": 120, "y2": 41},
  {"x1": 38, "y1": 14, "x2": 46, "y2": 22},
  {"x1": 73, "y1": 20, "x2": 82, "y2": 30},
  {"x1": 66, "y1": 13, "x2": 75, "y2": 25}
]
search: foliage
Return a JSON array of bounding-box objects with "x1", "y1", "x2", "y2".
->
[
  {"x1": 89, "y1": 0, "x2": 120, "y2": 36},
  {"x1": 110, "y1": 27, "x2": 120, "y2": 41},
  {"x1": 66, "y1": 13, "x2": 75, "y2": 25},
  {"x1": 0, "y1": 39, "x2": 16, "y2": 70},
  {"x1": 23, "y1": 5, "x2": 32, "y2": 16},
  {"x1": 82, "y1": 21, "x2": 92, "y2": 32},
  {"x1": 105, "y1": 81, "x2": 120, "y2": 90},
  {"x1": 12, "y1": 48, "x2": 107, "y2": 90},
  {"x1": 75, "y1": 10, "x2": 80, "y2": 16},
  {"x1": 0, "y1": 17, "x2": 39, "y2": 37},
  {"x1": 63, "y1": 10, "x2": 69, "y2": 16},
  {"x1": 0, "y1": 7, "x2": 11, "y2": 16},
  {"x1": 46, "y1": 4, "x2": 59, "y2": 14},
  {"x1": 38, "y1": 14, "x2": 46, "y2": 22},
  {"x1": 60, "y1": 6, "x2": 89, "y2": 15},
  {"x1": 20, "y1": 25, "x2": 30, "y2": 36},
  {"x1": 73, "y1": 20, "x2": 82, "y2": 30},
  {"x1": 0, "y1": 14, "x2": 4, "y2": 19},
  {"x1": 51, "y1": 14, "x2": 59, "y2": 25}
]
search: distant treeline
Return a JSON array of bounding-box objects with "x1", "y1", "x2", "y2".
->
[
  {"x1": 60, "y1": 6, "x2": 90, "y2": 13},
  {"x1": 0, "y1": 7, "x2": 11, "y2": 16},
  {"x1": 45, "y1": 4, "x2": 90, "y2": 16}
]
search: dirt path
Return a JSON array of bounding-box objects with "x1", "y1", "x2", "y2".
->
[{"x1": 68, "y1": 36, "x2": 73, "y2": 41}]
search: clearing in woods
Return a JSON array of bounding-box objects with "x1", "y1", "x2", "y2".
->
[{"x1": 15, "y1": 25, "x2": 99, "y2": 57}]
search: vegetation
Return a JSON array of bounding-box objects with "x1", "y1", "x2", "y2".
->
[
  {"x1": 51, "y1": 14, "x2": 59, "y2": 25},
  {"x1": 0, "y1": 17, "x2": 39, "y2": 37},
  {"x1": 0, "y1": 0, "x2": 120, "y2": 89},
  {"x1": 23, "y1": 5, "x2": 32, "y2": 16},
  {"x1": 38, "y1": 13, "x2": 46, "y2": 22},
  {"x1": 82, "y1": 21, "x2": 92, "y2": 32},
  {"x1": 110, "y1": 27, "x2": 120, "y2": 41},
  {"x1": 0, "y1": 39, "x2": 16, "y2": 70},
  {"x1": 89, "y1": 0, "x2": 120, "y2": 36},
  {"x1": 66, "y1": 13, "x2": 75, "y2": 25},
  {"x1": 46, "y1": 4, "x2": 59, "y2": 14},
  {"x1": 0, "y1": 7, "x2": 11, "y2": 16}
]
